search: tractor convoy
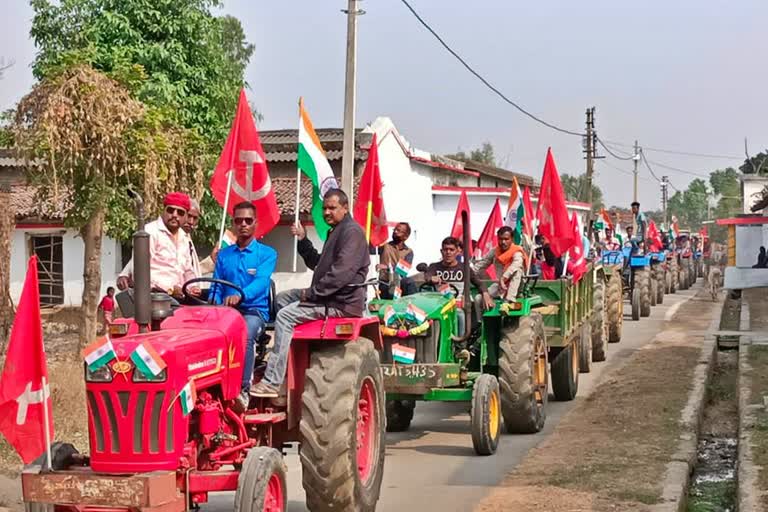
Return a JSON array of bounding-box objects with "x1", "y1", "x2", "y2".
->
[{"x1": 19, "y1": 199, "x2": 701, "y2": 512}]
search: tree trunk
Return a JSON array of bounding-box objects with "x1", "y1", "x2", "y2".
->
[
  {"x1": 0, "y1": 185, "x2": 14, "y2": 348},
  {"x1": 80, "y1": 206, "x2": 105, "y2": 348}
]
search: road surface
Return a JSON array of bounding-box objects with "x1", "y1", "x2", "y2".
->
[{"x1": 209, "y1": 284, "x2": 701, "y2": 511}]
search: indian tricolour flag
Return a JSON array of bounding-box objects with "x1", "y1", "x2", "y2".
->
[
  {"x1": 395, "y1": 258, "x2": 411, "y2": 277},
  {"x1": 391, "y1": 344, "x2": 416, "y2": 364},
  {"x1": 597, "y1": 208, "x2": 614, "y2": 231},
  {"x1": 130, "y1": 341, "x2": 167, "y2": 379},
  {"x1": 82, "y1": 336, "x2": 117, "y2": 371},
  {"x1": 505, "y1": 177, "x2": 525, "y2": 244},
  {"x1": 299, "y1": 98, "x2": 338, "y2": 240},
  {"x1": 219, "y1": 229, "x2": 236, "y2": 248},
  {"x1": 406, "y1": 303, "x2": 427, "y2": 324},
  {"x1": 383, "y1": 305, "x2": 397, "y2": 326},
  {"x1": 179, "y1": 380, "x2": 197, "y2": 416}
]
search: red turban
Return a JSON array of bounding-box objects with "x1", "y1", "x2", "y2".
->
[{"x1": 163, "y1": 192, "x2": 191, "y2": 211}]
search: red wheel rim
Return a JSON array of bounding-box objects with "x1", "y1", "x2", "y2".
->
[
  {"x1": 356, "y1": 376, "x2": 377, "y2": 484},
  {"x1": 264, "y1": 473, "x2": 284, "y2": 512}
]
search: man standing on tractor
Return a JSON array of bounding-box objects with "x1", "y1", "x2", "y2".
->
[
  {"x1": 376, "y1": 222, "x2": 415, "y2": 298},
  {"x1": 631, "y1": 201, "x2": 647, "y2": 242},
  {"x1": 250, "y1": 189, "x2": 370, "y2": 398},
  {"x1": 116, "y1": 192, "x2": 200, "y2": 301},
  {"x1": 472, "y1": 226, "x2": 527, "y2": 314},
  {"x1": 211, "y1": 201, "x2": 278, "y2": 411},
  {"x1": 426, "y1": 236, "x2": 494, "y2": 336}
]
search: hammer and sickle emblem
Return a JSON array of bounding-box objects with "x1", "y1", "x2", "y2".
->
[{"x1": 230, "y1": 150, "x2": 272, "y2": 201}]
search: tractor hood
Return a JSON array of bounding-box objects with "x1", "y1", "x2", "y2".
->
[{"x1": 370, "y1": 292, "x2": 455, "y2": 321}]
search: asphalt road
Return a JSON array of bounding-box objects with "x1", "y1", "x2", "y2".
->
[{"x1": 209, "y1": 283, "x2": 701, "y2": 512}]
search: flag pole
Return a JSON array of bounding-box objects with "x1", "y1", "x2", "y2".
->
[
  {"x1": 41, "y1": 376, "x2": 52, "y2": 471},
  {"x1": 293, "y1": 161, "x2": 301, "y2": 272},
  {"x1": 217, "y1": 170, "x2": 234, "y2": 248}
]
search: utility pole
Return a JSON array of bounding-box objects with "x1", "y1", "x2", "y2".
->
[
  {"x1": 632, "y1": 140, "x2": 640, "y2": 203},
  {"x1": 661, "y1": 176, "x2": 669, "y2": 226},
  {"x1": 341, "y1": 0, "x2": 363, "y2": 208},
  {"x1": 584, "y1": 108, "x2": 595, "y2": 206}
]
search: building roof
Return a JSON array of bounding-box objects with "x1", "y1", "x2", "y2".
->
[
  {"x1": 461, "y1": 160, "x2": 539, "y2": 189},
  {"x1": 716, "y1": 215, "x2": 768, "y2": 226},
  {"x1": 272, "y1": 175, "x2": 361, "y2": 217},
  {"x1": 260, "y1": 128, "x2": 371, "y2": 163},
  {"x1": 9, "y1": 185, "x2": 69, "y2": 221}
]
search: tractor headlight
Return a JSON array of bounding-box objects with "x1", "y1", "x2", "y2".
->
[
  {"x1": 133, "y1": 368, "x2": 167, "y2": 383},
  {"x1": 85, "y1": 364, "x2": 113, "y2": 383}
]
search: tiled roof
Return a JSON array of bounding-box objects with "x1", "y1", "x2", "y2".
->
[
  {"x1": 0, "y1": 148, "x2": 25, "y2": 168},
  {"x1": 9, "y1": 185, "x2": 69, "y2": 220},
  {"x1": 273, "y1": 175, "x2": 361, "y2": 217},
  {"x1": 461, "y1": 160, "x2": 539, "y2": 188},
  {"x1": 260, "y1": 129, "x2": 371, "y2": 163}
]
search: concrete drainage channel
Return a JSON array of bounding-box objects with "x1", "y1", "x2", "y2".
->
[{"x1": 686, "y1": 294, "x2": 741, "y2": 512}]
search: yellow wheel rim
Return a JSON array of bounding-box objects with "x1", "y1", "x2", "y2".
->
[{"x1": 489, "y1": 389, "x2": 500, "y2": 439}]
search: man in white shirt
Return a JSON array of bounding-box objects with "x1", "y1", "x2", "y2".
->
[
  {"x1": 117, "y1": 192, "x2": 199, "y2": 300},
  {"x1": 184, "y1": 199, "x2": 217, "y2": 277}
]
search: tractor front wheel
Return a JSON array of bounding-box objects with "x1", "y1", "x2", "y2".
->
[
  {"x1": 657, "y1": 271, "x2": 665, "y2": 304},
  {"x1": 300, "y1": 338, "x2": 385, "y2": 512},
  {"x1": 650, "y1": 270, "x2": 658, "y2": 307},
  {"x1": 591, "y1": 277, "x2": 607, "y2": 362},
  {"x1": 551, "y1": 343, "x2": 579, "y2": 401},
  {"x1": 470, "y1": 374, "x2": 501, "y2": 455},
  {"x1": 498, "y1": 313, "x2": 548, "y2": 434},
  {"x1": 639, "y1": 269, "x2": 652, "y2": 317},
  {"x1": 607, "y1": 272, "x2": 623, "y2": 343},
  {"x1": 578, "y1": 321, "x2": 593, "y2": 373},
  {"x1": 631, "y1": 285, "x2": 641, "y2": 321},
  {"x1": 235, "y1": 447, "x2": 287, "y2": 512},
  {"x1": 385, "y1": 400, "x2": 415, "y2": 432}
]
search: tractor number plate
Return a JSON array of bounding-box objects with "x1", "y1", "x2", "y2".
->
[{"x1": 381, "y1": 363, "x2": 461, "y2": 394}]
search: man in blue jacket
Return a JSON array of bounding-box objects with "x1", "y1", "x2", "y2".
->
[{"x1": 211, "y1": 201, "x2": 277, "y2": 411}]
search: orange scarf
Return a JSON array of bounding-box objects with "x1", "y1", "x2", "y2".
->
[{"x1": 495, "y1": 244, "x2": 527, "y2": 270}]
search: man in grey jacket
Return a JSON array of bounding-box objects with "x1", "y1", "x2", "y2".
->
[{"x1": 250, "y1": 188, "x2": 370, "y2": 397}]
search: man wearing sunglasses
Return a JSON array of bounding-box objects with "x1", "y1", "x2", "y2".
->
[
  {"x1": 211, "y1": 201, "x2": 278, "y2": 411},
  {"x1": 184, "y1": 199, "x2": 217, "y2": 277},
  {"x1": 117, "y1": 192, "x2": 199, "y2": 300}
]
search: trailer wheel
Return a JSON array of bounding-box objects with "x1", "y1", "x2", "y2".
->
[
  {"x1": 591, "y1": 277, "x2": 607, "y2": 362},
  {"x1": 300, "y1": 338, "x2": 385, "y2": 512},
  {"x1": 607, "y1": 272, "x2": 623, "y2": 343},
  {"x1": 498, "y1": 313, "x2": 548, "y2": 434},
  {"x1": 235, "y1": 446, "x2": 287, "y2": 512},
  {"x1": 551, "y1": 344, "x2": 579, "y2": 401},
  {"x1": 385, "y1": 400, "x2": 415, "y2": 432},
  {"x1": 578, "y1": 321, "x2": 592, "y2": 373},
  {"x1": 470, "y1": 374, "x2": 501, "y2": 455},
  {"x1": 638, "y1": 269, "x2": 652, "y2": 317}
]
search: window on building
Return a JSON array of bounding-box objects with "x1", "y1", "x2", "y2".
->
[{"x1": 30, "y1": 234, "x2": 64, "y2": 306}]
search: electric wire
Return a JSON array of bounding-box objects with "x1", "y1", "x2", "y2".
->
[
  {"x1": 601, "y1": 140, "x2": 741, "y2": 160},
  {"x1": 596, "y1": 137, "x2": 635, "y2": 161}
]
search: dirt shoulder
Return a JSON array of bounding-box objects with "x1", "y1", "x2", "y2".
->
[{"x1": 475, "y1": 288, "x2": 718, "y2": 512}]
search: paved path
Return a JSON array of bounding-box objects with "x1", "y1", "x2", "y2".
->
[{"x1": 209, "y1": 284, "x2": 702, "y2": 512}]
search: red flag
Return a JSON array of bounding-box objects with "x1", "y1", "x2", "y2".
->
[
  {"x1": 451, "y1": 190, "x2": 471, "y2": 241},
  {"x1": 648, "y1": 220, "x2": 663, "y2": 252},
  {"x1": 522, "y1": 186, "x2": 534, "y2": 239},
  {"x1": 536, "y1": 149, "x2": 574, "y2": 257},
  {"x1": 699, "y1": 226, "x2": 708, "y2": 240},
  {"x1": 0, "y1": 256, "x2": 54, "y2": 464},
  {"x1": 476, "y1": 199, "x2": 504, "y2": 280},
  {"x1": 567, "y1": 214, "x2": 587, "y2": 283},
  {"x1": 353, "y1": 133, "x2": 388, "y2": 246},
  {"x1": 210, "y1": 89, "x2": 279, "y2": 238}
]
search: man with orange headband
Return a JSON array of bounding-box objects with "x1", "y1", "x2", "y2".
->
[
  {"x1": 472, "y1": 226, "x2": 527, "y2": 315},
  {"x1": 117, "y1": 192, "x2": 199, "y2": 299}
]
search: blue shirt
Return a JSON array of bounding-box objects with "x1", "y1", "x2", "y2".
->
[{"x1": 212, "y1": 239, "x2": 277, "y2": 319}]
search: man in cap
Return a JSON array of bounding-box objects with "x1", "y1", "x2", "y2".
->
[{"x1": 117, "y1": 192, "x2": 199, "y2": 300}]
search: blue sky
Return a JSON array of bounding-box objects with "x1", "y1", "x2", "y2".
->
[{"x1": 1, "y1": 1, "x2": 766, "y2": 208}]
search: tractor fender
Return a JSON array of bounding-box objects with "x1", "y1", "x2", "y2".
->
[{"x1": 292, "y1": 317, "x2": 383, "y2": 350}]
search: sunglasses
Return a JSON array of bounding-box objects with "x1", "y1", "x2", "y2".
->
[
  {"x1": 165, "y1": 206, "x2": 187, "y2": 216},
  {"x1": 234, "y1": 217, "x2": 255, "y2": 226}
]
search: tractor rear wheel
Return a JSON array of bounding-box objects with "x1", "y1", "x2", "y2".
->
[
  {"x1": 498, "y1": 314, "x2": 548, "y2": 434},
  {"x1": 578, "y1": 321, "x2": 592, "y2": 373},
  {"x1": 385, "y1": 400, "x2": 415, "y2": 432},
  {"x1": 639, "y1": 269, "x2": 652, "y2": 317},
  {"x1": 591, "y1": 277, "x2": 607, "y2": 362},
  {"x1": 551, "y1": 343, "x2": 579, "y2": 401},
  {"x1": 300, "y1": 338, "x2": 385, "y2": 512},
  {"x1": 631, "y1": 286, "x2": 641, "y2": 321},
  {"x1": 670, "y1": 264, "x2": 677, "y2": 293},
  {"x1": 235, "y1": 447, "x2": 287, "y2": 512},
  {"x1": 607, "y1": 272, "x2": 623, "y2": 343},
  {"x1": 680, "y1": 267, "x2": 688, "y2": 290},
  {"x1": 470, "y1": 374, "x2": 501, "y2": 455}
]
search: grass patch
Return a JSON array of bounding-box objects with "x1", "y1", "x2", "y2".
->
[
  {"x1": 686, "y1": 480, "x2": 737, "y2": 512},
  {"x1": 748, "y1": 345, "x2": 768, "y2": 510}
]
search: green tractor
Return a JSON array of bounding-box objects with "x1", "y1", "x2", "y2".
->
[{"x1": 368, "y1": 222, "x2": 594, "y2": 455}]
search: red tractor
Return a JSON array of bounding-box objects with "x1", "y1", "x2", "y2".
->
[{"x1": 21, "y1": 193, "x2": 386, "y2": 512}]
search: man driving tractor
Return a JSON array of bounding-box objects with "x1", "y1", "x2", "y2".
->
[
  {"x1": 211, "y1": 201, "x2": 278, "y2": 411},
  {"x1": 471, "y1": 226, "x2": 527, "y2": 314},
  {"x1": 250, "y1": 189, "x2": 370, "y2": 398}
]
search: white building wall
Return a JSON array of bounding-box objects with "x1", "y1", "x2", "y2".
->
[{"x1": 10, "y1": 226, "x2": 122, "y2": 307}]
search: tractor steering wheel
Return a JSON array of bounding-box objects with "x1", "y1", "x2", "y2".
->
[
  {"x1": 419, "y1": 282, "x2": 460, "y2": 296},
  {"x1": 182, "y1": 277, "x2": 245, "y2": 306}
]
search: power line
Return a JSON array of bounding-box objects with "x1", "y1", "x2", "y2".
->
[
  {"x1": 641, "y1": 151, "x2": 662, "y2": 182},
  {"x1": 602, "y1": 140, "x2": 741, "y2": 160},
  {"x1": 596, "y1": 137, "x2": 635, "y2": 161},
  {"x1": 398, "y1": 0, "x2": 584, "y2": 137},
  {"x1": 643, "y1": 158, "x2": 712, "y2": 179},
  {"x1": 599, "y1": 161, "x2": 653, "y2": 182}
]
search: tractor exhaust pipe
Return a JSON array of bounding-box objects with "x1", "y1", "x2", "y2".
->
[
  {"x1": 452, "y1": 210, "x2": 473, "y2": 344},
  {"x1": 127, "y1": 188, "x2": 151, "y2": 333}
]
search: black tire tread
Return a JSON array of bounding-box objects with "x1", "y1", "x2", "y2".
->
[
  {"x1": 591, "y1": 277, "x2": 607, "y2": 361},
  {"x1": 235, "y1": 447, "x2": 287, "y2": 512}
]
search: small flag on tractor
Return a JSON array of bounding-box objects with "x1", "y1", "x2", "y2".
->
[
  {"x1": 220, "y1": 229, "x2": 236, "y2": 248},
  {"x1": 383, "y1": 305, "x2": 397, "y2": 326},
  {"x1": 393, "y1": 286, "x2": 402, "y2": 300},
  {"x1": 82, "y1": 336, "x2": 117, "y2": 372},
  {"x1": 406, "y1": 303, "x2": 427, "y2": 324},
  {"x1": 395, "y1": 258, "x2": 411, "y2": 277},
  {"x1": 391, "y1": 344, "x2": 416, "y2": 364},
  {"x1": 130, "y1": 341, "x2": 167, "y2": 379},
  {"x1": 438, "y1": 282, "x2": 452, "y2": 297},
  {"x1": 179, "y1": 380, "x2": 197, "y2": 416}
]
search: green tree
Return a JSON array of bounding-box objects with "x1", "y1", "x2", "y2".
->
[
  {"x1": 740, "y1": 150, "x2": 768, "y2": 175},
  {"x1": 667, "y1": 178, "x2": 710, "y2": 230},
  {"x1": 561, "y1": 173, "x2": 604, "y2": 211},
  {"x1": 709, "y1": 167, "x2": 741, "y2": 241},
  {"x1": 29, "y1": 0, "x2": 254, "y2": 243},
  {"x1": 447, "y1": 142, "x2": 496, "y2": 166}
]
